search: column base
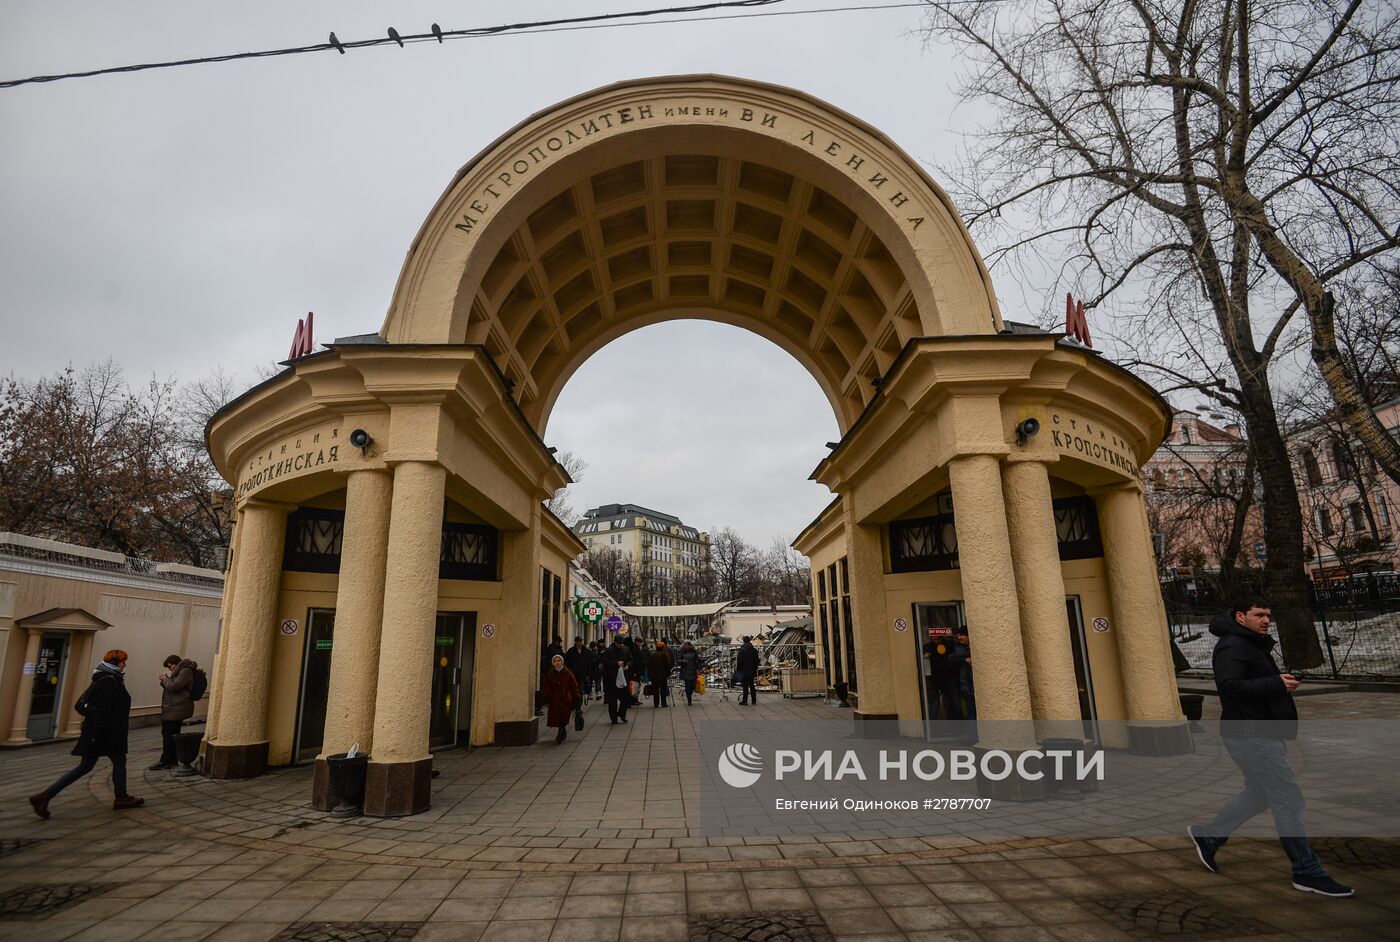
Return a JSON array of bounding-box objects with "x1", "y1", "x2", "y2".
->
[
  {"x1": 204, "y1": 741, "x2": 269, "y2": 779},
  {"x1": 971, "y1": 745, "x2": 1048, "y2": 802},
  {"x1": 852, "y1": 711, "x2": 899, "y2": 738},
  {"x1": 1127, "y1": 722, "x2": 1193, "y2": 756},
  {"x1": 494, "y1": 717, "x2": 540, "y2": 746},
  {"x1": 363, "y1": 757, "x2": 432, "y2": 817}
]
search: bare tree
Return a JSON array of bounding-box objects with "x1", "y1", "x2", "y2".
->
[
  {"x1": 708, "y1": 527, "x2": 761, "y2": 603},
  {"x1": 544, "y1": 450, "x2": 588, "y2": 526},
  {"x1": 916, "y1": 0, "x2": 1400, "y2": 665},
  {"x1": 0, "y1": 363, "x2": 232, "y2": 566},
  {"x1": 579, "y1": 545, "x2": 640, "y2": 606}
]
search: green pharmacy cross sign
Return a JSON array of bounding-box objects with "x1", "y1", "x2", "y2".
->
[{"x1": 580, "y1": 599, "x2": 605, "y2": 623}]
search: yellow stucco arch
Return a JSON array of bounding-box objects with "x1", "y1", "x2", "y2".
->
[{"x1": 380, "y1": 75, "x2": 1003, "y2": 433}]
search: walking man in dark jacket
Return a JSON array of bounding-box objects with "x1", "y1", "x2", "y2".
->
[
  {"x1": 736, "y1": 637, "x2": 760, "y2": 706},
  {"x1": 151, "y1": 654, "x2": 198, "y2": 770},
  {"x1": 1188, "y1": 597, "x2": 1353, "y2": 898},
  {"x1": 29, "y1": 649, "x2": 144, "y2": 818},
  {"x1": 564, "y1": 637, "x2": 589, "y2": 687},
  {"x1": 603, "y1": 639, "x2": 634, "y2": 724},
  {"x1": 648, "y1": 641, "x2": 674, "y2": 707}
]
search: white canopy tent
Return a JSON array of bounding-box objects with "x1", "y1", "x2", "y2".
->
[{"x1": 615, "y1": 600, "x2": 740, "y2": 619}]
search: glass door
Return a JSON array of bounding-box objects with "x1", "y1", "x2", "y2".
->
[
  {"x1": 27, "y1": 633, "x2": 69, "y2": 741},
  {"x1": 295, "y1": 609, "x2": 335, "y2": 762},
  {"x1": 430, "y1": 613, "x2": 466, "y2": 749},
  {"x1": 1064, "y1": 597, "x2": 1099, "y2": 742},
  {"x1": 912, "y1": 602, "x2": 965, "y2": 741}
]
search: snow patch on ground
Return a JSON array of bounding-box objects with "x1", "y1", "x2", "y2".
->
[{"x1": 1174, "y1": 610, "x2": 1400, "y2": 678}]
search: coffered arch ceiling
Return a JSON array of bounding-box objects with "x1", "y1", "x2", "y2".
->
[{"x1": 381, "y1": 76, "x2": 1003, "y2": 434}]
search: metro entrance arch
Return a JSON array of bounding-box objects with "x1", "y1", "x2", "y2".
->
[{"x1": 204, "y1": 75, "x2": 1187, "y2": 817}]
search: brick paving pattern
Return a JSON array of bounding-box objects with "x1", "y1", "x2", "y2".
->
[{"x1": 0, "y1": 691, "x2": 1396, "y2": 939}]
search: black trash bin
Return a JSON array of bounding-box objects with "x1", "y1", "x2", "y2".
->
[
  {"x1": 1179, "y1": 693, "x2": 1204, "y2": 722},
  {"x1": 325, "y1": 753, "x2": 369, "y2": 815},
  {"x1": 833, "y1": 681, "x2": 850, "y2": 709},
  {"x1": 1040, "y1": 737, "x2": 1101, "y2": 794},
  {"x1": 173, "y1": 732, "x2": 203, "y2": 777},
  {"x1": 1180, "y1": 693, "x2": 1205, "y2": 732}
]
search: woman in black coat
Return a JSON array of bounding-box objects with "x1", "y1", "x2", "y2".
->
[{"x1": 29, "y1": 649, "x2": 144, "y2": 818}]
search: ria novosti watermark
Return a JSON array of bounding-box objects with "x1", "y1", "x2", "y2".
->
[
  {"x1": 721, "y1": 742, "x2": 1103, "y2": 787},
  {"x1": 698, "y1": 719, "x2": 1400, "y2": 839}
]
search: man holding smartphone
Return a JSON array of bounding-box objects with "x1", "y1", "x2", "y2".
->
[{"x1": 1188, "y1": 597, "x2": 1353, "y2": 898}]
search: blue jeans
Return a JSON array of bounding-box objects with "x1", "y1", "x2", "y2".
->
[
  {"x1": 44, "y1": 753, "x2": 128, "y2": 800},
  {"x1": 1199, "y1": 737, "x2": 1325, "y2": 878}
]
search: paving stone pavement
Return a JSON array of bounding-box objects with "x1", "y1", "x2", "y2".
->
[{"x1": 1, "y1": 690, "x2": 1398, "y2": 940}]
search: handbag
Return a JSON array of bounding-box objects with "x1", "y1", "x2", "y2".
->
[
  {"x1": 643, "y1": 683, "x2": 655, "y2": 697},
  {"x1": 695, "y1": 674, "x2": 706, "y2": 694},
  {"x1": 574, "y1": 702, "x2": 585, "y2": 731}
]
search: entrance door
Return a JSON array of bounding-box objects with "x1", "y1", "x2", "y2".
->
[
  {"x1": 912, "y1": 602, "x2": 966, "y2": 740},
  {"x1": 27, "y1": 633, "x2": 69, "y2": 741},
  {"x1": 295, "y1": 609, "x2": 336, "y2": 762},
  {"x1": 430, "y1": 612, "x2": 477, "y2": 749},
  {"x1": 1064, "y1": 597, "x2": 1099, "y2": 742}
]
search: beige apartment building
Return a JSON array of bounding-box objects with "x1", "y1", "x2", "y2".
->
[
  {"x1": 574, "y1": 503, "x2": 709, "y2": 596},
  {"x1": 0, "y1": 533, "x2": 224, "y2": 747},
  {"x1": 203, "y1": 75, "x2": 1187, "y2": 817}
]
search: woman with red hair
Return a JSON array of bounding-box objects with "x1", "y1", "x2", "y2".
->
[{"x1": 29, "y1": 649, "x2": 144, "y2": 818}]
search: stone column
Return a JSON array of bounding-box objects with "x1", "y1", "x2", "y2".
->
[
  {"x1": 842, "y1": 507, "x2": 896, "y2": 731},
  {"x1": 5, "y1": 630, "x2": 43, "y2": 743},
  {"x1": 1097, "y1": 482, "x2": 1190, "y2": 754},
  {"x1": 203, "y1": 514, "x2": 243, "y2": 745},
  {"x1": 58, "y1": 632, "x2": 94, "y2": 738},
  {"x1": 364, "y1": 460, "x2": 446, "y2": 817},
  {"x1": 492, "y1": 505, "x2": 543, "y2": 746},
  {"x1": 948, "y1": 456, "x2": 1034, "y2": 723},
  {"x1": 204, "y1": 499, "x2": 288, "y2": 778},
  {"x1": 1002, "y1": 457, "x2": 1083, "y2": 737},
  {"x1": 312, "y1": 467, "x2": 393, "y2": 810}
]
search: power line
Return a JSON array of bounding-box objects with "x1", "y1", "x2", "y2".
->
[{"x1": 0, "y1": 1, "x2": 926, "y2": 91}]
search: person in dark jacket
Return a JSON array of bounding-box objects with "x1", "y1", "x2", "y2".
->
[
  {"x1": 30, "y1": 649, "x2": 144, "y2": 818},
  {"x1": 603, "y1": 639, "x2": 635, "y2": 724},
  {"x1": 949, "y1": 630, "x2": 976, "y2": 721},
  {"x1": 541, "y1": 655, "x2": 582, "y2": 744},
  {"x1": 648, "y1": 641, "x2": 674, "y2": 707},
  {"x1": 1187, "y1": 597, "x2": 1353, "y2": 898},
  {"x1": 151, "y1": 654, "x2": 198, "y2": 770},
  {"x1": 563, "y1": 637, "x2": 590, "y2": 701},
  {"x1": 588, "y1": 641, "x2": 605, "y2": 699},
  {"x1": 677, "y1": 641, "x2": 702, "y2": 705},
  {"x1": 624, "y1": 637, "x2": 645, "y2": 706},
  {"x1": 736, "y1": 637, "x2": 760, "y2": 706}
]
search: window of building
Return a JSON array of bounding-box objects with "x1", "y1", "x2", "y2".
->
[
  {"x1": 1332, "y1": 441, "x2": 1352, "y2": 480},
  {"x1": 840, "y1": 557, "x2": 856, "y2": 693},
  {"x1": 824, "y1": 563, "x2": 843, "y2": 686},
  {"x1": 1317, "y1": 507, "x2": 1334, "y2": 538},
  {"x1": 1348, "y1": 502, "x2": 1366, "y2": 534},
  {"x1": 441, "y1": 522, "x2": 499, "y2": 581},
  {"x1": 1379, "y1": 497, "x2": 1391, "y2": 529},
  {"x1": 283, "y1": 507, "x2": 344, "y2": 573},
  {"x1": 1180, "y1": 425, "x2": 1192, "y2": 444},
  {"x1": 1302, "y1": 449, "x2": 1323, "y2": 487}
]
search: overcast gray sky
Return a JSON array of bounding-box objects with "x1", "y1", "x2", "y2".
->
[{"x1": 0, "y1": 1, "x2": 985, "y2": 548}]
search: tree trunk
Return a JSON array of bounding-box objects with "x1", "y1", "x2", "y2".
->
[
  {"x1": 1216, "y1": 445, "x2": 1257, "y2": 598},
  {"x1": 1239, "y1": 389, "x2": 1324, "y2": 669}
]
